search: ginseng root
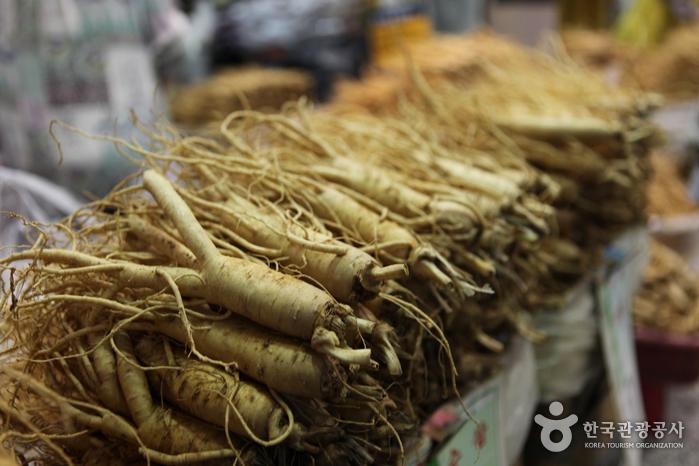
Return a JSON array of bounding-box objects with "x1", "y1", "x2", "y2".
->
[
  {"x1": 141, "y1": 170, "x2": 382, "y2": 367},
  {"x1": 187, "y1": 166, "x2": 408, "y2": 303}
]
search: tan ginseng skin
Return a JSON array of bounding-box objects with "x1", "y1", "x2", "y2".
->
[
  {"x1": 185, "y1": 163, "x2": 406, "y2": 303},
  {"x1": 313, "y1": 187, "x2": 418, "y2": 261},
  {"x1": 152, "y1": 311, "x2": 335, "y2": 399},
  {"x1": 217, "y1": 192, "x2": 383, "y2": 303},
  {"x1": 135, "y1": 337, "x2": 280, "y2": 442},
  {"x1": 309, "y1": 186, "x2": 472, "y2": 291},
  {"x1": 113, "y1": 332, "x2": 243, "y2": 456},
  {"x1": 314, "y1": 157, "x2": 478, "y2": 236}
]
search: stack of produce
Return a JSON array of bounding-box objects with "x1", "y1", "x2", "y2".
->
[
  {"x1": 556, "y1": 24, "x2": 699, "y2": 103},
  {"x1": 329, "y1": 31, "x2": 658, "y2": 308},
  {"x1": 211, "y1": 103, "x2": 553, "y2": 394},
  {"x1": 646, "y1": 151, "x2": 699, "y2": 217},
  {"x1": 0, "y1": 32, "x2": 658, "y2": 465},
  {"x1": 0, "y1": 166, "x2": 419, "y2": 464},
  {"x1": 331, "y1": 31, "x2": 529, "y2": 114},
  {"x1": 634, "y1": 240, "x2": 699, "y2": 333},
  {"x1": 559, "y1": 29, "x2": 631, "y2": 69},
  {"x1": 0, "y1": 106, "x2": 531, "y2": 464},
  {"x1": 170, "y1": 66, "x2": 313, "y2": 126},
  {"x1": 622, "y1": 24, "x2": 699, "y2": 101}
]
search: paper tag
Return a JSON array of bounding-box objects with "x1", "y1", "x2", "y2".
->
[
  {"x1": 597, "y1": 227, "x2": 649, "y2": 466},
  {"x1": 104, "y1": 44, "x2": 158, "y2": 119},
  {"x1": 427, "y1": 378, "x2": 504, "y2": 466}
]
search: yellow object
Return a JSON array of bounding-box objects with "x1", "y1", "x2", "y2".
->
[
  {"x1": 613, "y1": 0, "x2": 677, "y2": 48},
  {"x1": 367, "y1": 11, "x2": 432, "y2": 66}
]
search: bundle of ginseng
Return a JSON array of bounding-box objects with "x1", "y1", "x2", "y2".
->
[
  {"x1": 634, "y1": 240, "x2": 699, "y2": 333},
  {"x1": 0, "y1": 115, "x2": 492, "y2": 464},
  {"x1": 622, "y1": 24, "x2": 699, "y2": 102},
  {"x1": 559, "y1": 29, "x2": 633, "y2": 69},
  {"x1": 136, "y1": 110, "x2": 513, "y2": 410},
  {"x1": 646, "y1": 150, "x2": 699, "y2": 217},
  {"x1": 178, "y1": 103, "x2": 547, "y2": 410},
  {"x1": 330, "y1": 31, "x2": 534, "y2": 114},
  {"x1": 429, "y1": 78, "x2": 653, "y2": 308},
  {"x1": 328, "y1": 31, "x2": 658, "y2": 310},
  {"x1": 170, "y1": 66, "x2": 314, "y2": 127}
]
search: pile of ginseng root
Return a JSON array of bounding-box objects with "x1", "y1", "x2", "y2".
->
[
  {"x1": 622, "y1": 23, "x2": 699, "y2": 101},
  {"x1": 0, "y1": 113, "x2": 512, "y2": 466},
  {"x1": 555, "y1": 23, "x2": 699, "y2": 102},
  {"x1": 634, "y1": 239, "x2": 699, "y2": 333},
  {"x1": 330, "y1": 31, "x2": 659, "y2": 308},
  {"x1": 558, "y1": 29, "x2": 633, "y2": 69},
  {"x1": 0, "y1": 33, "x2": 658, "y2": 466},
  {"x1": 646, "y1": 151, "x2": 699, "y2": 217},
  {"x1": 170, "y1": 66, "x2": 314, "y2": 127}
]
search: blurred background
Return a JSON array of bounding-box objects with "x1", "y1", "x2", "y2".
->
[
  {"x1": 5, "y1": 0, "x2": 697, "y2": 200},
  {"x1": 3, "y1": 2, "x2": 699, "y2": 465}
]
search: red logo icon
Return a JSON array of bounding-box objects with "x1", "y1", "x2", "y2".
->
[
  {"x1": 474, "y1": 422, "x2": 488, "y2": 450},
  {"x1": 449, "y1": 448, "x2": 463, "y2": 466}
]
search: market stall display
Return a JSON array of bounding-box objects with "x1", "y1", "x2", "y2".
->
[
  {"x1": 0, "y1": 31, "x2": 659, "y2": 465},
  {"x1": 329, "y1": 31, "x2": 657, "y2": 309}
]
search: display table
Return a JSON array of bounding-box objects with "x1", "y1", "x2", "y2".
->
[{"x1": 411, "y1": 227, "x2": 649, "y2": 466}]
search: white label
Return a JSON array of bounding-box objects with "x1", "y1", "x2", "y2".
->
[
  {"x1": 433, "y1": 378, "x2": 504, "y2": 466},
  {"x1": 104, "y1": 44, "x2": 158, "y2": 120},
  {"x1": 597, "y1": 228, "x2": 649, "y2": 466}
]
